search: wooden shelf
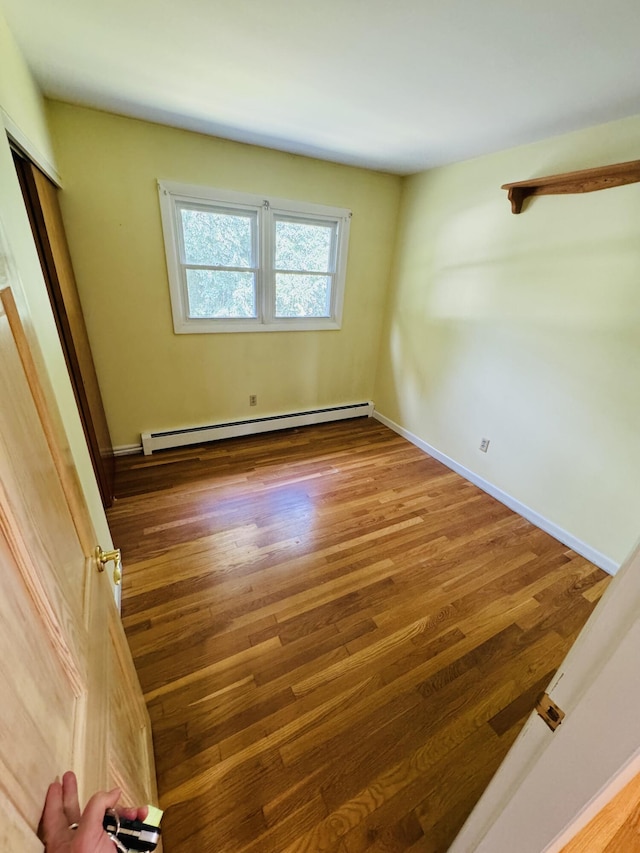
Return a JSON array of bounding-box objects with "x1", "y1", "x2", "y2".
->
[{"x1": 502, "y1": 158, "x2": 640, "y2": 214}]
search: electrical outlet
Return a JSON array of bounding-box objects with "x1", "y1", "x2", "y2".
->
[
  {"x1": 249, "y1": 395, "x2": 257, "y2": 406},
  {"x1": 479, "y1": 438, "x2": 490, "y2": 453}
]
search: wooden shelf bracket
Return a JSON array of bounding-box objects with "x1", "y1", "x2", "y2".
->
[{"x1": 502, "y1": 158, "x2": 640, "y2": 214}]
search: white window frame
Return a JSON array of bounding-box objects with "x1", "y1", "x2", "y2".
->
[{"x1": 158, "y1": 180, "x2": 351, "y2": 333}]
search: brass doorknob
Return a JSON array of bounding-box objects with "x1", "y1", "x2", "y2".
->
[{"x1": 96, "y1": 546, "x2": 122, "y2": 585}]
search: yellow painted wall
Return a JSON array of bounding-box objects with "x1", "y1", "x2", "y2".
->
[
  {"x1": 0, "y1": 11, "x2": 112, "y2": 552},
  {"x1": 46, "y1": 101, "x2": 402, "y2": 449},
  {"x1": 374, "y1": 116, "x2": 640, "y2": 565}
]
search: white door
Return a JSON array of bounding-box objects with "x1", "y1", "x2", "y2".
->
[
  {"x1": 449, "y1": 539, "x2": 640, "y2": 853},
  {"x1": 0, "y1": 266, "x2": 156, "y2": 844}
]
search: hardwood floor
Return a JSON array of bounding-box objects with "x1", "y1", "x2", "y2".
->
[{"x1": 108, "y1": 418, "x2": 611, "y2": 852}]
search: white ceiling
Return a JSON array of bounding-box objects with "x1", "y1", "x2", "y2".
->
[{"x1": 3, "y1": 0, "x2": 640, "y2": 174}]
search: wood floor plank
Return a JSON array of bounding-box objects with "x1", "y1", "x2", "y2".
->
[{"x1": 108, "y1": 419, "x2": 611, "y2": 852}]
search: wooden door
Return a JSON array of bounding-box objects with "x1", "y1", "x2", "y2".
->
[
  {"x1": 0, "y1": 283, "x2": 156, "y2": 846},
  {"x1": 12, "y1": 148, "x2": 115, "y2": 507},
  {"x1": 449, "y1": 539, "x2": 640, "y2": 853}
]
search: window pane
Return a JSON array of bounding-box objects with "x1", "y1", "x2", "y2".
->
[
  {"x1": 186, "y1": 270, "x2": 256, "y2": 318},
  {"x1": 181, "y1": 207, "x2": 254, "y2": 267},
  {"x1": 275, "y1": 274, "x2": 331, "y2": 318},
  {"x1": 275, "y1": 220, "x2": 333, "y2": 272}
]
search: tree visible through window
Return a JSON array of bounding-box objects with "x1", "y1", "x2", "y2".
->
[
  {"x1": 274, "y1": 218, "x2": 335, "y2": 318},
  {"x1": 180, "y1": 206, "x2": 257, "y2": 319},
  {"x1": 158, "y1": 181, "x2": 351, "y2": 333}
]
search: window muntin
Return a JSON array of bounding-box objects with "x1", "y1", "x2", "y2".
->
[{"x1": 158, "y1": 181, "x2": 350, "y2": 333}]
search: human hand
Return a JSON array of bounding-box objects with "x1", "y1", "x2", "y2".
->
[{"x1": 39, "y1": 771, "x2": 148, "y2": 853}]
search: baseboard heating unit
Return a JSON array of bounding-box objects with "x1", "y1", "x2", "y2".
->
[{"x1": 141, "y1": 401, "x2": 374, "y2": 455}]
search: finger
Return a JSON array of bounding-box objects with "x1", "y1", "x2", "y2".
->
[
  {"x1": 76, "y1": 787, "x2": 121, "y2": 844},
  {"x1": 118, "y1": 806, "x2": 137, "y2": 820},
  {"x1": 61, "y1": 770, "x2": 82, "y2": 825},
  {"x1": 38, "y1": 781, "x2": 69, "y2": 843},
  {"x1": 83, "y1": 787, "x2": 121, "y2": 825},
  {"x1": 118, "y1": 805, "x2": 148, "y2": 822}
]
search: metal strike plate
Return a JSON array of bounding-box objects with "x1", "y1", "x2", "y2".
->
[{"x1": 536, "y1": 692, "x2": 565, "y2": 732}]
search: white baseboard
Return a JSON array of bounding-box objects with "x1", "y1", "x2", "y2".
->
[
  {"x1": 373, "y1": 410, "x2": 619, "y2": 576},
  {"x1": 113, "y1": 443, "x2": 142, "y2": 457}
]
